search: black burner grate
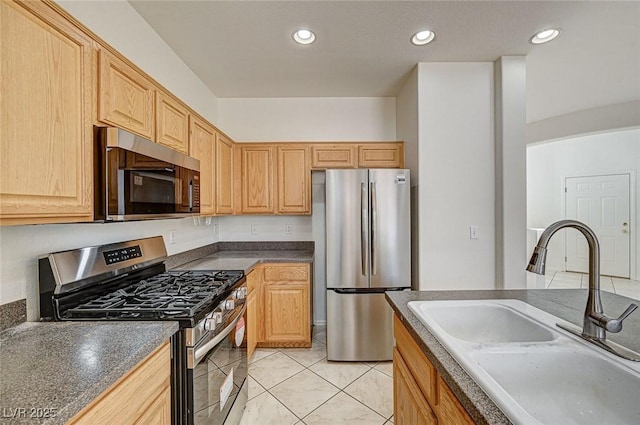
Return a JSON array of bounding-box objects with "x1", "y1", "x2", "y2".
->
[{"x1": 62, "y1": 270, "x2": 244, "y2": 320}]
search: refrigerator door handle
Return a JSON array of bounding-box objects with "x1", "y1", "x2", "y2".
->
[
  {"x1": 371, "y1": 181, "x2": 377, "y2": 276},
  {"x1": 361, "y1": 182, "x2": 368, "y2": 276}
]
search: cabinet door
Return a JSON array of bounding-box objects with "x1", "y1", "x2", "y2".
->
[
  {"x1": 156, "y1": 90, "x2": 189, "y2": 154},
  {"x1": 0, "y1": 0, "x2": 94, "y2": 225},
  {"x1": 358, "y1": 143, "x2": 404, "y2": 168},
  {"x1": 394, "y1": 348, "x2": 437, "y2": 425},
  {"x1": 437, "y1": 375, "x2": 475, "y2": 425},
  {"x1": 240, "y1": 145, "x2": 274, "y2": 214},
  {"x1": 69, "y1": 341, "x2": 171, "y2": 424},
  {"x1": 134, "y1": 385, "x2": 171, "y2": 425},
  {"x1": 277, "y1": 146, "x2": 310, "y2": 214},
  {"x1": 98, "y1": 49, "x2": 154, "y2": 139},
  {"x1": 310, "y1": 144, "x2": 357, "y2": 169},
  {"x1": 189, "y1": 116, "x2": 215, "y2": 215},
  {"x1": 246, "y1": 270, "x2": 259, "y2": 358},
  {"x1": 247, "y1": 289, "x2": 257, "y2": 359},
  {"x1": 215, "y1": 133, "x2": 234, "y2": 214},
  {"x1": 264, "y1": 281, "x2": 310, "y2": 343}
]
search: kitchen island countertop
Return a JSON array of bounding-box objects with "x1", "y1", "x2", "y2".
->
[
  {"x1": 385, "y1": 289, "x2": 640, "y2": 425},
  {"x1": 0, "y1": 321, "x2": 178, "y2": 425}
]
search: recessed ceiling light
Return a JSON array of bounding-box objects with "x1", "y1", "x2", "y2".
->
[
  {"x1": 411, "y1": 30, "x2": 435, "y2": 46},
  {"x1": 293, "y1": 29, "x2": 316, "y2": 45},
  {"x1": 530, "y1": 28, "x2": 560, "y2": 44}
]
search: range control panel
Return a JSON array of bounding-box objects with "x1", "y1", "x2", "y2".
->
[{"x1": 103, "y1": 245, "x2": 143, "y2": 265}]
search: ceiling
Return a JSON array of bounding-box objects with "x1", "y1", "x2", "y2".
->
[{"x1": 129, "y1": 1, "x2": 640, "y2": 122}]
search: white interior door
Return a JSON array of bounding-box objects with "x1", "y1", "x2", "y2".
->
[{"x1": 565, "y1": 174, "x2": 630, "y2": 278}]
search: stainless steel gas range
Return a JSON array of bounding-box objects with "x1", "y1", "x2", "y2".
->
[{"x1": 38, "y1": 236, "x2": 247, "y2": 425}]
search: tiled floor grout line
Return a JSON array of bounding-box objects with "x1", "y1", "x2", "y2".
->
[
  {"x1": 246, "y1": 327, "x2": 396, "y2": 425},
  {"x1": 340, "y1": 389, "x2": 389, "y2": 422}
]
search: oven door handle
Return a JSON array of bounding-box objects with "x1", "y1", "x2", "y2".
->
[{"x1": 189, "y1": 304, "x2": 247, "y2": 369}]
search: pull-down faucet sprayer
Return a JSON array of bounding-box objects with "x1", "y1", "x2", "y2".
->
[{"x1": 527, "y1": 219, "x2": 639, "y2": 361}]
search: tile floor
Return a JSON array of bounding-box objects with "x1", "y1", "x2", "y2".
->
[
  {"x1": 544, "y1": 271, "x2": 640, "y2": 300},
  {"x1": 240, "y1": 327, "x2": 394, "y2": 425}
]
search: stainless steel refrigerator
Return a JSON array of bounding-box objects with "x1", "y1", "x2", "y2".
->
[{"x1": 325, "y1": 169, "x2": 411, "y2": 361}]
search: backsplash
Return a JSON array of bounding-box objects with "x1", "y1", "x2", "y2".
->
[
  {"x1": 0, "y1": 217, "x2": 219, "y2": 321},
  {"x1": 0, "y1": 299, "x2": 26, "y2": 332}
]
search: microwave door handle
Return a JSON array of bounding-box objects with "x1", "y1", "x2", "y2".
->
[{"x1": 188, "y1": 179, "x2": 194, "y2": 211}]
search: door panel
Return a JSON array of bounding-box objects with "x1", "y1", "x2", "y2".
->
[
  {"x1": 369, "y1": 169, "x2": 411, "y2": 289},
  {"x1": 326, "y1": 291, "x2": 394, "y2": 361},
  {"x1": 565, "y1": 174, "x2": 630, "y2": 278},
  {"x1": 326, "y1": 169, "x2": 369, "y2": 289}
]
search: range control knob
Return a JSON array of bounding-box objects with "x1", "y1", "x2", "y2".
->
[
  {"x1": 213, "y1": 311, "x2": 223, "y2": 324},
  {"x1": 224, "y1": 299, "x2": 235, "y2": 310},
  {"x1": 234, "y1": 288, "x2": 247, "y2": 300},
  {"x1": 203, "y1": 318, "x2": 216, "y2": 331}
]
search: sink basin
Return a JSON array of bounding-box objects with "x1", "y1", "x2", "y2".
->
[
  {"x1": 407, "y1": 299, "x2": 640, "y2": 425},
  {"x1": 472, "y1": 347, "x2": 640, "y2": 424},
  {"x1": 408, "y1": 301, "x2": 556, "y2": 343}
]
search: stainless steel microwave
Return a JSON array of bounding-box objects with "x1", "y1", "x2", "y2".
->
[{"x1": 94, "y1": 127, "x2": 200, "y2": 221}]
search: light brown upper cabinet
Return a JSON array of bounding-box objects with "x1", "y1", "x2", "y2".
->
[
  {"x1": 189, "y1": 116, "x2": 215, "y2": 215},
  {"x1": 310, "y1": 144, "x2": 357, "y2": 169},
  {"x1": 277, "y1": 145, "x2": 311, "y2": 214},
  {"x1": 358, "y1": 143, "x2": 404, "y2": 168},
  {"x1": 98, "y1": 49, "x2": 154, "y2": 139},
  {"x1": 156, "y1": 90, "x2": 190, "y2": 154},
  {"x1": 215, "y1": 133, "x2": 235, "y2": 215},
  {"x1": 310, "y1": 142, "x2": 404, "y2": 169},
  {"x1": 0, "y1": 0, "x2": 94, "y2": 225},
  {"x1": 238, "y1": 145, "x2": 275, "y2": 214}
]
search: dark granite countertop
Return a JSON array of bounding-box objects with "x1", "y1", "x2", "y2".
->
[
  {"x1": 0, "y1": 321, "x2": 178, "y2": 425},
  {"x1": 385, "y1": 289, "x2": 640, "y2": 425},
  {"x1": 174, "y1": 249, "x2": 314, "y2": 272}
]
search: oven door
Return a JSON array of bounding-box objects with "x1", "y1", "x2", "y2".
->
[{"x1": 187, "y1": 305, "x2": 248, "y2": 425}]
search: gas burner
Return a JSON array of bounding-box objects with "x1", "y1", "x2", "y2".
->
[{"x1": 61, "y1": 269, "x2": 245, "y2": 321}]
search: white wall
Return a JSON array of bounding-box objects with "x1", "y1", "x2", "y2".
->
[
  {"x1": 0, "y1": 218, "x2": 219, "y2": 319},
  {"x1": 56, "y1": 0, "x2": 219, "y2": 123},
  {"x1": 0, "y1": 0, "x2": 221, "y2": 318},
  {"x1": 494, "y1": 57, "x2": 527, "y2": 289},
  {"x1": 217, "y1": 97, "x2": 396, "y2": 141},
  {"x1": 396, "y1": 67, "x2": 419, "y2": 288},
  {"x1": 417, "y1": 63, "x2": 496, "y2": 290},
  {"x1": 527, "y1": 128, "x2": 640, "y2": 279}
]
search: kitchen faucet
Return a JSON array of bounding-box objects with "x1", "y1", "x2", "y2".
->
[{"x1": 527, "y1": 219, "x2": 639, "y2": 361}]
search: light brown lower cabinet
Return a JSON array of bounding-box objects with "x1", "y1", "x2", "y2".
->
[
  {"x1": 246, "y1": 269, "x2": 258, "y2": 359},
  {"x1": 252, "y1": 263, "x2": 312, "y2": 348},
  {"x1": 68, "y1": 341, "x2": 171, "y2": 425},
  {"x1": 394, "y1": 315, "x2": 475, "y2": 425}
]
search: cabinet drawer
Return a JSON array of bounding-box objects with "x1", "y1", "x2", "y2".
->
[
  {"x1": 263, "y1": 264, "x2": 309, "y2": 281},
  {"x1": 358, "y1": 143, "x2": 404, "y2": 168},
  {"x1": 311, "y1": 145, "x2": 357, "y2": 169},
  {"x1": 394, "y1": 315, "x2": 437, "y2": 406}
]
